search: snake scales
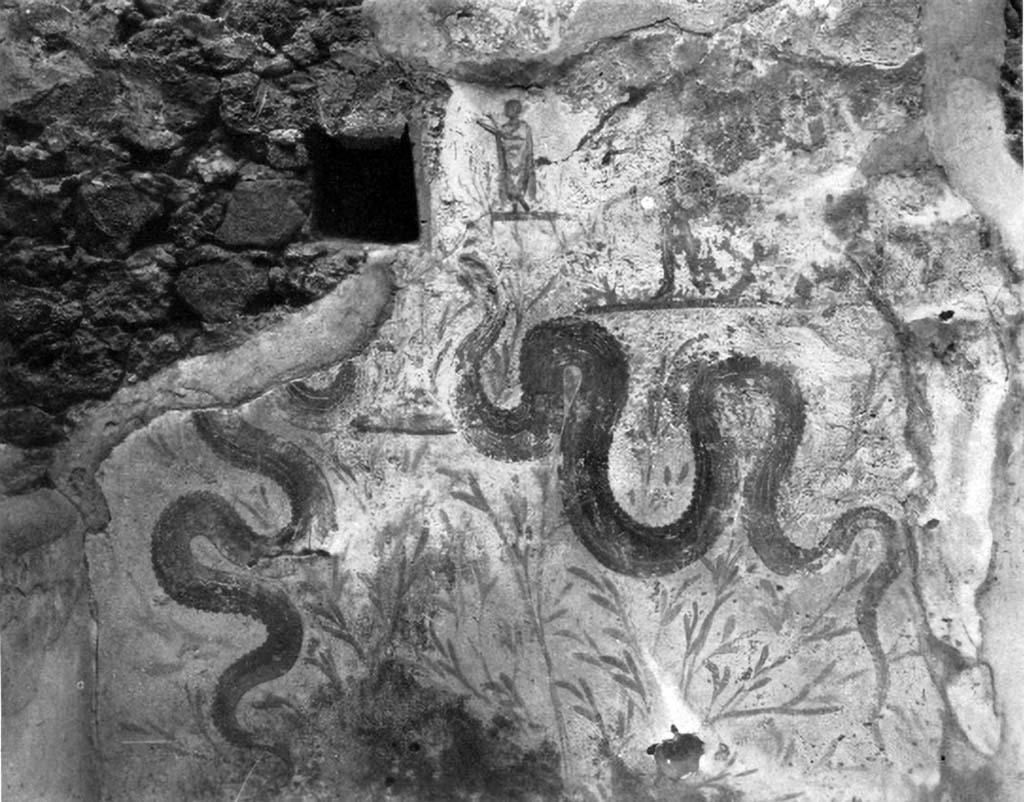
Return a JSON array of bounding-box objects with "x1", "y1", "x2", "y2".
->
[
  {"x1": 453, "y1": 299, "x2": 904, "y2": 742},
  {"x1": 150, "y1": 411, "x2": 335, "y2": 775}
]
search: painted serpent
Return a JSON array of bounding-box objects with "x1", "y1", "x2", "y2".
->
[
  {"x1": 453, "y1": 299, "x2": 904, "y2": 742},
  {"x1": 151, "y1": 411, "x2": 335, "y2": 775}
]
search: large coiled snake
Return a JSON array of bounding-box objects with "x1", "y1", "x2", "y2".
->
[
  {"x1": 453, "y1": 298, "x2": 904, "y2": 745},
  {"x1": 151, "y1": 411, "x2": 335, "y2": 776}
]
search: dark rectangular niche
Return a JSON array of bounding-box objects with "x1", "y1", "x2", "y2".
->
[{"x1": 306, "y1": 126, "x2": 421, "y2": 243}]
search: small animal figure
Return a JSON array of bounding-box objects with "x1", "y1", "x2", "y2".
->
[{"x1": 646, "y1": 725, "x2": 704, "y2": 781}]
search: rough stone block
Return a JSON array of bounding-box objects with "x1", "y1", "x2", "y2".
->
[
  {"x1": 175, "y1": 254, "x2": 269, "y2": 320},
  {"x1": 0, "y1": 174, "x2": 70, "y2": 240},
  {"x1": 213, "y1": 179, "x2": 306, "y2": 248},
  {"x1": 73, "y1": 173, "x2": 164, "y2": 256}
]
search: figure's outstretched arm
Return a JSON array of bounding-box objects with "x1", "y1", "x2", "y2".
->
[{"x1": 476, "y1": 115, "x2": 501, "y2": 136}]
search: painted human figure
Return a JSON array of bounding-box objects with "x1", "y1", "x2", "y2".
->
[{"x1": 477, "y1": 99, "x2": 537, "y2": 212}]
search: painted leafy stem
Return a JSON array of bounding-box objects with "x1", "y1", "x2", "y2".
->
[
  {"x1": 304, "y1": 501, "x2": 434, "y2": 686},
  {"x1": 429, "y1": 466, "x2": 575, "y2": 771}
]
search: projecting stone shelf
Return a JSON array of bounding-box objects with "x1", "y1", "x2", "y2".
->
[{"x1": 489, "y1": 210, "x2": 560, "y2": 222}]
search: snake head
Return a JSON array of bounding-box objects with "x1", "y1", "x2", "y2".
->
[{"x1": 234, "y1": 530, "x2": 292, "y2": 566}]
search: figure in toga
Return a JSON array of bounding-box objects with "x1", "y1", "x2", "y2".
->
[{"x1": 477, "y1": 99, "x2": 537, "y2": 213}]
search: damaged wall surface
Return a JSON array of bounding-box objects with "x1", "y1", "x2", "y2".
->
[{"x1": 1, "y1": 0, "x2": 1022, "y2": 801}]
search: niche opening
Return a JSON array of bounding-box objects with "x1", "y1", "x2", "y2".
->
[{"x1": 306, "y1": 126, "x2": 421, "y2": 243}]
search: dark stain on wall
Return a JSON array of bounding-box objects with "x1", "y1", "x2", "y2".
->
[{"x1": 294, "y1": 661, "x2": 563, "y2": 800}]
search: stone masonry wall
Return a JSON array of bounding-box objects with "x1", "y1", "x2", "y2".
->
[{"x1": 0, "y1": 0, "x2": 445, "y2": 444}]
